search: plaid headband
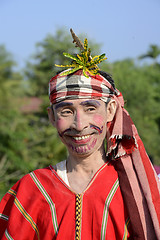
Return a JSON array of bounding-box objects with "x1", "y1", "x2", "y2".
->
[{"x1": 49, "y1": 70, "x2": 117, "y2": 104}]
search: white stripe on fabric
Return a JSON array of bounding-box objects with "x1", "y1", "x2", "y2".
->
[
  {"x1": 101, "y1": 178, "x2": 119, "y2": 240},
  {"x1": 56, "y1": 76, "x2": 67, "y2": 92},
  {"x1": 30, "y1": 172, "x2": 59, "y2": 235},
  {"x1": 0, "y1": 213, "x2": 9, "y2": 221},
  {"x1": 5, "y1": 230, "x2": 14, "y2": 240}
]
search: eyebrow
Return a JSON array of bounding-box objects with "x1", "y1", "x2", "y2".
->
[
  {"x1": 80, "y1": 100, "x2": 101, "y2": 106},
  {"x1": 55, "y1": 102, "x2": 73, "y2": 109}
]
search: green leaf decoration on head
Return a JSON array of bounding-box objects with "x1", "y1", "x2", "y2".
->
[{"x1": 55, "y1": 30, "x2": 107, "y2": 78}]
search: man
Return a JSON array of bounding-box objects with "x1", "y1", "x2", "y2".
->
[{"x1": 0, "y1": 30, "x2": 160, "y2": 239}]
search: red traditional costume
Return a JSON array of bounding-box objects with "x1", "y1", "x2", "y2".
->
[{"x1": 0, "y1": 161, "x2": 132, "y2": 239}]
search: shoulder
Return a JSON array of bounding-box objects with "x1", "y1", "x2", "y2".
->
[
  {"x1": 1, "y1": 167, "x2": 55, "y2": 201},
  {"x1": 19, "y1": 166, "x2": 53, "y2": 185},
  {"x1": 0, "y1": 167, "x2": 58, "y2": 238}
]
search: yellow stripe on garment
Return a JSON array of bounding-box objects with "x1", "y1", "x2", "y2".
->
[
  {"x1": 8, "y1": 189, "x2": 16, "y2": 197},
  {"x1": 123, "y1": 217, "x2": 130, "y2": 240},
  {"x1": 14, "y1": 198, "x2": 40, "y2": 239}
]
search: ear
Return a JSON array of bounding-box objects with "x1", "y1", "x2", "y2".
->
[
  {"x1": 106, "y1": 99, "x2": 117, "y2": 122},
  {"x1": 47, "y1": 106, "x2": 56, "y2": 127}
]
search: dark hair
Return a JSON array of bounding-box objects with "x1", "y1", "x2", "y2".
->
[{"x1": 98, "y1": 70, "x2": 116, "y2": 90}]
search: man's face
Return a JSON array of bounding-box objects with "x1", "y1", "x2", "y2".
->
[{"x1": 50, "y1": 98, "x2": 115, "y2": 158}]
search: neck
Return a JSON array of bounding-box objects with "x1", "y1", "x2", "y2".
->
[
  {"x1": 67, "y1": 146, "x2": 107, "y2": 176},
  {"x1": 66, "y1": 146, "x2": 107, "y2": 194}
]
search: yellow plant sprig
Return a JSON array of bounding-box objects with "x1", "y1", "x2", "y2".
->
[{"x1": 55, "y1": 38, "x2": 107, "y2": 78}]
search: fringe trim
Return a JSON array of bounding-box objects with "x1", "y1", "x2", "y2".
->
[{"x1": 106, "y1": 134, "x2": 138, "y2": 159}]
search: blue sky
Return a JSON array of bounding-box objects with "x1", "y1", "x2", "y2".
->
[{"x1": 0, "y1": 0, "x2": 159, "y2": 68}]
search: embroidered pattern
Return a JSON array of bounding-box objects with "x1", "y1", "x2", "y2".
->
[{"x1": 75, "y1": 194, "x2": 83, "y2": 240}]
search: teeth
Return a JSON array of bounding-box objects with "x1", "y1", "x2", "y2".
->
[{"x1": 73, "y1": 135, "x2": 90, "y2": 140}]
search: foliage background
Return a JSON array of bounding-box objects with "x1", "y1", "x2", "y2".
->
[{"x1": 0, "y1": 29, "x2": 160, "y2": 199}]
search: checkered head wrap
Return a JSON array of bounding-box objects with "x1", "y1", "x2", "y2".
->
[
  {"x1": 49, "y1": 69, "x2": 160, "y2": 239},
  {"x1": 49, "y1": 69, "x2": 117, "y2": 104}
]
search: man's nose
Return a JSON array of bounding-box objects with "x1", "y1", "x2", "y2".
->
[{"x1": 71, "y1": 110, "x2": 88, "y2": 131}]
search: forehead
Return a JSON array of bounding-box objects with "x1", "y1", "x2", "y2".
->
[{"x1": 53, "y1": 99, "x2": 104, "y2": 109}]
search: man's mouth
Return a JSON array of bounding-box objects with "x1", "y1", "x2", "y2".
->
[
  {"x1": 67, "y1": 134, "x2": 93, "y2": 144},
  {"x1": 72, "y1": 135, "x2": 91, "y2": 141}
]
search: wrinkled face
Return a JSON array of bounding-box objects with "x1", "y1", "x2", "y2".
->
[{"x1": 50, "y1": 99, "x2": 113, "y2": 158}]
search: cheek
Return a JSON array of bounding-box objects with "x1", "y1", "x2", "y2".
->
[
  {"x1": 56, "y1": 118, "x2": 67, "y2": 131},
  {"x1": 93, "y1": 114, "x2": 104, "y2": 126}
]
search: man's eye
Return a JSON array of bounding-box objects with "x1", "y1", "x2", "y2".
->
[
  {"x1": 86, "y1": 107, "x2": 96, "y2": 112},
  {"x1": 61, "y1": 109, "x2": 72, "y2": 116}
]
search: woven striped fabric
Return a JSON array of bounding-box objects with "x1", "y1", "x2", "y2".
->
[
  {"x1": 106, "y1": 93, "x2": 160, "y2": 239},
  {"x1": 49, "y1": 70, "x2": 116, "y2": 104},
  {"x1": 0, "y1": 163, "x2": 131, "y2": 239}
]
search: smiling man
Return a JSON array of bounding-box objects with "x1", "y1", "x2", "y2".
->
[
  {"x1": 46, "y1": 69, "x2": 134, "y2": 239},
  {"x1": 0, "y1": 32, "x2": 160, "y2": 240}
]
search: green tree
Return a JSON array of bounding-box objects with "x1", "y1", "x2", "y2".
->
[
  {"x1": 0, "y1": 31, "x2": 61, "y2": 197},
  {"x1": 0, "y1": 45, "x2": 27, "y2": 198},
  {"x1": 139, "y1": 44, "x2": 160, "y2": 65}
]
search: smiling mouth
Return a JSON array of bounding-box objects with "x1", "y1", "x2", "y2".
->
[
  {"x1": 72, "y1": 135, "x2": 91, "y2": 141},
  {"x1": 66, "y1": 134, "x2": 93, "y2": 144}
]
